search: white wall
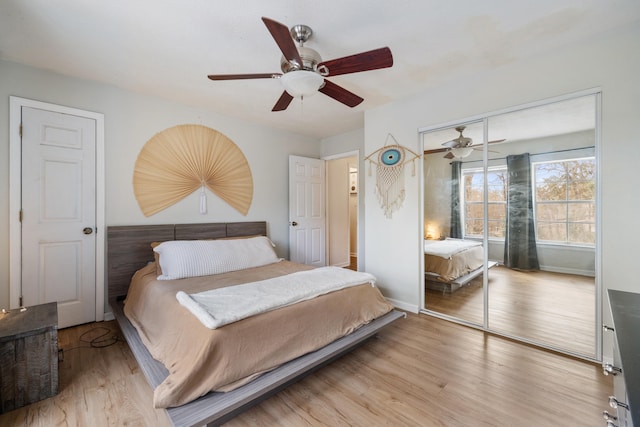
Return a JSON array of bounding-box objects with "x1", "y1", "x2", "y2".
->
[
  {"x1": 0, "y1": 60, "x2": 321, "y2": 312},
  {"x1": 364, "y1": 21, "x2": 640, "y2": 332}
]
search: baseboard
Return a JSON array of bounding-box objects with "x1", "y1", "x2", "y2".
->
[
  {"x1": 104, "y1": 311, "x2": 115, "y2": 321},
  {"x1": 539, "y1": 265, "x2": 595, "y2": 277},
  {"x1": 387, "y1": 297, "x2": 419, "y2": 314}
]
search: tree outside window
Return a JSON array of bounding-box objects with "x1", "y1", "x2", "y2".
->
[
  {"x1": 461, "y1": 157, "x2": 595, "y2": 245},
  {"x1": 462, "y1": 167, "x2": 507, "y2": 239},
  {"x1": 533, "y1": 158, "x2": 596, "y2": 245}
]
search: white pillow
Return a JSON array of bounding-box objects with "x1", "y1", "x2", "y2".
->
[{"x1": 154, "y1": 236, "x2": 281, "y2": 280}]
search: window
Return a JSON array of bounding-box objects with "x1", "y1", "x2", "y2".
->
[
  {"x1": 533, "y1": 157, "x2": 596, "y2": 245},
  {"x1": 462, "y1": 167, "x2": 507, "y2": 239},
  {"x1": 461, "y1": 157, "x2": 595, "y2": 244}
]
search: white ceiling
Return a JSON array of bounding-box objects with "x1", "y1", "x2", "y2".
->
[{"x1": 1, "y1": 0, "x2": 639, "y2": 140}]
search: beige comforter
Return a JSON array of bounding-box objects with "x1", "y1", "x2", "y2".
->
[
  {"x1": 124, "y1": 261, "x2": 394, "y2": 408},
  {"x1": 424, "y1": 245, "x2": 484, "y2": 282}
]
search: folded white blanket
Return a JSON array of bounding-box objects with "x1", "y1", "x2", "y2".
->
[
  {"x1": 176, "y1": 266, "x2": 376, "y2": 329},
  {"x1": 424, "y1": 238, "x2": 482, "y2": 259}
]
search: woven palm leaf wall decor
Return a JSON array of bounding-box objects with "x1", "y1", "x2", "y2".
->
[{"x1": 133, "y1": 124, "x2": 253, "y2": 217}]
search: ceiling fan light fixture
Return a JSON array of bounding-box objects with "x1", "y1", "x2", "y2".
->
[
  {"x1": 280, "y1": 70, "x2": 323, "y2": 98},
  {"x1": 451, "y1": 146, "x2": 474, "y2": 158}
]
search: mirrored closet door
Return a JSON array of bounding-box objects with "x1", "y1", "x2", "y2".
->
[{"x1": 421, "y1": 92, "x2": 600, "y2": 360}]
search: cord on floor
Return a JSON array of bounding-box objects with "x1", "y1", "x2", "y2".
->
[{"x1": 58, "y1": 326, "x2": 122, "y2": 362}]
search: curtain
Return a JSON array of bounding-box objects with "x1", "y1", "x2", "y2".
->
[
  {"x1": 504, "y1": 153, "x2": 540, "y2": 270},
  {"x1": 450, "y1": 161, "x2": 462, "y2": 238}
]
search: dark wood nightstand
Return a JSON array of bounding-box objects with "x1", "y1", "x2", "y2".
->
[{"x1": 0, "y1": 302, "x2": 58, "y2": 413}]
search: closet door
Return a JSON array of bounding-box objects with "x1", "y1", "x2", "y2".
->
[
  {"x1": 423, "y1": 121, "x2": 486, "y2": 326},
  {"x1": 485, "y1": 95, "x2": 598, "y2": 359},
  {"x1": 422, "y1": 93, "x2": 600, "y2": 360}
]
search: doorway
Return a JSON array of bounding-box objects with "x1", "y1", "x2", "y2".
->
[
  {"x1": 9, "y1": 97, "x2": 105, "y2": 328},
  {"x1": 325, "y1": 152, "x2": 359, "y2": 270}
]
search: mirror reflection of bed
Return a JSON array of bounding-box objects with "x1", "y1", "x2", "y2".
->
[
  {"x1": 423, "y1": 237, "x2": 497, "y2": 294},
  {"x1": 422, "y1": 93, "x2": 598, "y2": 359}
]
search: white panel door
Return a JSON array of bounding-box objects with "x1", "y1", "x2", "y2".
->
[
  {"x1": 21, "y1": 106, "x2": 96, "y2": 328},
  {"x1": 289, "y1": 155, "x2": 326, "y2": 266}
]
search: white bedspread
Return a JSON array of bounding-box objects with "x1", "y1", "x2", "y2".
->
[
  {"x1": 176, "y1": 266, "x2": 376, "y2": 329},
  {"x1": 424, "y1": 238, "x2": 482, "y2": 259}
]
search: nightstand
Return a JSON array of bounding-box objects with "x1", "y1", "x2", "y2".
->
[{"x1": 0, "y1": 302, "x2": 58, "y2": 413}]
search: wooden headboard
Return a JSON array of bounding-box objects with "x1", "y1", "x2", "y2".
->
[{"x1": 107, "y1": 221, "x2": 267, "y2": 300}]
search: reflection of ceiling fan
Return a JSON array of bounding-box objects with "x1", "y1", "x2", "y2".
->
[
  {"x1": 424, "y1": 126, "x2": 506, "y2": 159},
  {"x1": 207, "y1": 17, "x2": 393, "y2": 111}
]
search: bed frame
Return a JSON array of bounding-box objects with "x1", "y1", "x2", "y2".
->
[
  {"x1": 425, "y1": 261, "x2": 499, "y2": 293},
  {"x1": 107, "y1": 222, "x2": 405, "y2": 427}
]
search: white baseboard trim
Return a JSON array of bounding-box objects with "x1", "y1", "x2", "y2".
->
[
  {"x1": 104, "y1": 311, "x2": 115, "y2": 321},
  {"x1": 540, "y1": 265, "x2": 595, "y2": 277},
  {"x1": 386, "y1": 298, "x2": 419, "y2": 314}
]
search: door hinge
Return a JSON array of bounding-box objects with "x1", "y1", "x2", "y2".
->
[
  {"x1": 19, "y1": 123, "x2": 23, "y2": 138},
  {"x1": 19, "y1": 296, "x2": 23, "y2": 307},
  {"x1": 19, "y1": 209, "x2": 23, "y2": 222}
]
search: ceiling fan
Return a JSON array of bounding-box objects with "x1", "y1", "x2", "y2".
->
[
  {"x1": 207, "y1": 17, "x2": 393, "y2": 112},
  {"x1": 424, "y1": 126, "x2": 506, "y2": 159}
]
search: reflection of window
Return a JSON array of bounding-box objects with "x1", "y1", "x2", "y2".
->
[
  {"x1": 462, "y1": 167, "x2": 507, "y2": 239},
  {"x1": 533, "y1": 157, "x2": 595, "y2": 245}
]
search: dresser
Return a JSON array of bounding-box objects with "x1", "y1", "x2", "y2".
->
[
  {"x1": 0, "y1": 302, "x2": 58, "y2": 413},
  {"x1": 605, "y1": 290, "x2": 639, "y2": 427}
]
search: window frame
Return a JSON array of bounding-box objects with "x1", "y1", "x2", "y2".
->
[
  {"x1": 532, "y1": 156, "x2": 596, "y2": 247},
  {"x1": 461, "y1": 165, "x2": 507, "y2": 240}
]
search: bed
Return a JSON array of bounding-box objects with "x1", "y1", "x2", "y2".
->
[
  {"x1": 107, "y1": 222, "x2": 404, "y2": 426},
  {"x1": 424, "y1": 238, "x2": 495, "y2": 293}
]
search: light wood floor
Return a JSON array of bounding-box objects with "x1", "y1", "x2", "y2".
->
[
  {"x1": 426, "y1": 265, "x2": 596, "y2": 357},
  {"x1": 0, "y1": 313, "x2": 611, "y2": 426}
]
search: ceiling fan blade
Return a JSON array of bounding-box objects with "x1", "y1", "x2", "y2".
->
[
  {"x1": 318, "y1": 79, "x2": 364, "y2": 107},
  {"x1": 272, "y1": 91, "x2": 294, "y2": 111},
  {"x1": 424, "y1": 147, "x2": 450, "y2": 155},
  {"x1": 318, "y1": 47, "x2": 393, "y2": 77},
  {"x1": 471, "y1": 146, "x2": 500, "y2": 154},
  {"x1": 468, "y1": 139, "x2": 506, "y2": 148},
  {"x1": 441, "y1": 139, "x2": 460, "y2": 149},
  {"x1": 208, "y1": 73, "x2": 281, "y2": 81},
  {"x1": 262, "y1": 17, "x2": 303, "y2": 68},
  {"x1": 427, "y1": 138, "x2": 507, "y2": 155}
]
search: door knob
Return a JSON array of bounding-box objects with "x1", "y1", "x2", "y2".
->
[
  {"x1": 83, "y1": 227, "x2": 94, "y2": 235},
  {"x1": 290, "y1": 221, "x2": 298, "y2": 226}
]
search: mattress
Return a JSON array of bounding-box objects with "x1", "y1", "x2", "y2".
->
[
  {"x1": 123, "y1": 260, "x2": 394, "y2": 408},
  {"x1": 424, "y1": 239, "x2": 484, "y2": 282}
]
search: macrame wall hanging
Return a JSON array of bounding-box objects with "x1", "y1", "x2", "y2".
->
[
  {"x1": 365, "y1": 133, "x2": 420, "y2": 219},
  {"x1": 133, "y1": 124, "x2": 253, "y2": 217}
]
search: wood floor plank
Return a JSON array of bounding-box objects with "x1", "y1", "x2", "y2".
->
[
  {"x1": 0, "y1": 313, "x2": 611, "y2": 426},
  {"x1": 425, "y1": 265, "x2": 597, "y2": 356}
]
